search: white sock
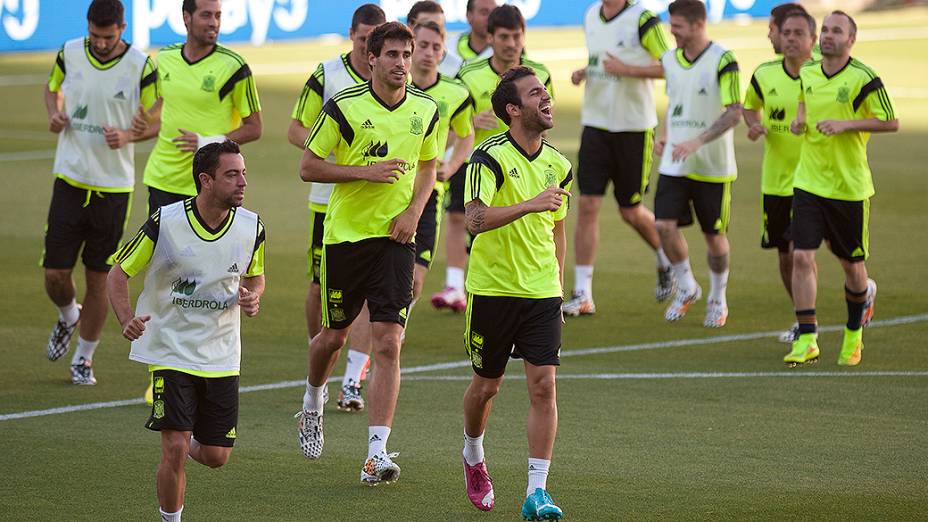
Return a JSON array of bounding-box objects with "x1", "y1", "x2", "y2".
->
[
  {"x1": 708, "y1": 269, "x2": 729, "y2": 305},
  {"x1": 573, "y1": 265, "x2": 593, "y2": 297},
  {"x1": 159, "y1": 506, "x2": 182, "y2": 522},
  {"x1": 671, "y1": 259, "x2": 698, "y2": 293},
  {"x1": 463, "y1": 431, "x2": 485, "y2": 466},
  {"x1": 368, "y1": 426, "x2": 391, "y2": 458},
  {"x1": 656, "y1": 248, "x2": 671, "y2": 269},
  {"x1": 58, "y1": 299, "x2": 80, "y2": 325},
  {"x1": 527, "y1": 458, "x2": 550, "y2": 496},
  {"x1": 342, "y1": 349, "x2": 370, "y2": 387},
  {"x1": 446, "y1": 267, "x2": 465, "y2": 291},
  {"x1": 302, "y1": 381, "x2": 326, "y2": 413},
  {"x1": 71, "y1": 337, "x2": 99, "y2": 365}
]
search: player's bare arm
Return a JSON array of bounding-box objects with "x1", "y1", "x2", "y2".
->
[
  {"x1": 439, "y1": 133, "x2": 475, "y2": 181},
  {"x1": 44, "y1": 85, "x2": 69, "y2": 133},
  {"x1": 743, "y1": 108, "x2": 766, "y2": 141},
  {"x1": 287, "y1": 118, "x2": 310, "y2": 149},
  {"x1": 300, "y1": 150, "x2": 407, "y2": 184},
  {"x1": 672, "y1": 103, "x2": 742, "y2": 162},
  {"x1": 390, "y1": 158, "x2": 437, "y2": 244},
  {"x1": 602, "y1": 53, "x2": 664, "y2": 79},
  {"x1": 790, "y1": 101, "x2": 806, "y2": 135},
  {"x1": 816, "y1": 117, "x2": 900, "y2": 136},
  {"x1": 226, "y1": 111, "x2": 263, "y2": 145},
  {"x1": 464, "y1": 186, "x2": 570, "y2": 235},
  {"x1": 239, "y1": 275, "x2": 265, "y2": 317},
  {"x1": 570, "y1": 67, "x2": 587, "y2": 86},
  {"x1": 106, "y1": 264, "x2": 151, "y2": 341},
  {"x1": 131, "y1": 99, "x2": 161, "y2": 141}
]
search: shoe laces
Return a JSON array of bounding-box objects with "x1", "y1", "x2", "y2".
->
[{"x1": 467, "y1": 463, "x2": 492, "y2": 491}]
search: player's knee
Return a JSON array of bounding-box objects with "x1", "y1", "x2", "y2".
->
[
  {"x1": 655, "y1": 219, "x2": 676, "y2": 236},
  {"x1": 527, "y1": 374, "x2": 557, "y2": 405},
  {"x1": 44, "y1": 269, "x2": 72, "y2": 290},
  {"x1": 161, "y1": 438, "x2": 189, "y2": 467},
  {"x1": 618, "y1": 205, "x2": 640, "y2": 225},
  {"x1": 316, "y1": 329, "x2": 348, "y2": 352},
  {"x1": 373, "y1": 333, "x2": 402, "y2": 361},
  {"x1": 202, "y1": 451, "x2": 230, "y2": 468},
  {"x1": 792, "y1": 250, "x2": 815, "y2": 272}
]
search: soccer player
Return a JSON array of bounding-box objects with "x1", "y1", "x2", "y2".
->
[
  {"x1": 288, "y1": 3, "x2": 386, "y2": 413},
  {"x1": 451, "y1": 0, "x2": 498, "y2": 63},
  {"x1": 139, "y1": 0, "x2": 262, "y2": 212},
  {"x1": 106, "y1": 140, "x2": 266, "y2": 522},
  {"x1": 406, "y1": 1, "x2": 464, "y2": 77},
  {"x1": 461, "y1": 66, "x2": 571, "y2": 519},
  {"x1": 565, "y1": 0, "x2": 674, "y2": 316},
  {"x1": 409, "y1": 21, "x2": 475, "y2": 314},
  {"x1": 295, "y1": 22, "x2": 439, "y2": 485},
  {"x1": 434, "y1": 4, "x2": 553, "y2": 312},
  {"x1": 784, "y1": 11, "x2": 897, "y2": 367},
  {"x1": 653, "y1": 0, "x2": 741, "y2": 327},
  {"x1": 42, "y1": 0, "x2": 157, "y2": 384},
  {"x1": 743, "y1": 10, "x2": 816, "y2": 342}
]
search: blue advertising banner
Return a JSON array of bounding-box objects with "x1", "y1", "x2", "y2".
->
[{"x1": 1, "y1": 0, "x2": 786, "y2": 53}]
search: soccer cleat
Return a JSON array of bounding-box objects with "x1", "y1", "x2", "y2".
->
[
  {"x1": 360, "y1": 451, "x2": 401, "y2": 485},
  {"x1": 295, "y1": 409, "x2": 324, "y2": 459},
  {"x1": 521, "y1": 488, "x2": 563, "y2": 521},
  {"x1": 47, "y1": 304, "x2": 81, "y2": 361},
  {"x1": 861, "y1": 278, "x2": 877, "y2": 328},
  {"x1": 784, "y1": 334, "x2": 820, "y2": 367},
  {"x1": 463, "y1": 459, "x2": 495, "y2": 511},
  {"x1": 70, "y1": 357, "x2": 97, "y2": 385},
  {"x1": 838, "y1": 327, "x2": 863, "y2": 366},
  {"x1": 431, "y1": 287, "x2": 467, "y2": 313},
  {"x1": 656, "y1": 266, "x2": 676, "y2": 302},
  {"x1": 703, "y1": 300, "x2": 728, "y2": 328},
  {"x1": 779, "y1": 323, "x2": 800, "y2": 344},
  {"x1": 561, "y1": 292, "x2": 595, "y2": 317},
  {"x1": 336, "y1": 383, "x2": 364, "y2": 412},
  {"x1": 664, "y1": 285, "x2": 702, "y2": 322}
]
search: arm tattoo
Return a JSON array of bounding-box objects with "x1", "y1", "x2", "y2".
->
[
  {"x1": 465, "y1": 200, "x2": 487, "y2": 235},
  {"x1": 699, "y1": 104, "x2": 742, "y2": 145}
]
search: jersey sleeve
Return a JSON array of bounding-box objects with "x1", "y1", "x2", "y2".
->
[
  {"x1": 112, "y1": 209, "x2": 160, "y2": 277},
  {"x1": 419, "y1": 106, "x2": 440, "y2": 162},
  {"x1": 743, "y1": 71, "x2": 764, "y2": 110},
  {"x1": 245, "y1": 217, "x2": 266, "y2": 277},
  {"x1": 225, "y1": 63, "x2": 261, "y2": 118},
  {"x1": 639, "y1": 11, "x2": 671, "y2": 60},
  {"x1": 855, "y1": 76, "x2": 896, "y2": 121},
  {"x1": 553, "y1": 167, "x2": 573, "y2": 222},
  {"x1": 305, "y1": 99, "x2": 345, "y2": 158},
  {"x1": 48, "y1": 48, "x2": 65, "y2": 92},
  {"x1": 466, "y1": 149, "x2": 502, "y2": 206},
  {"x1": 291, "y1": 63, "x2": 325, "y2": 126},
  {"x1": 139, "y1": 56, "x2": 159, "y2": 110},
  {"x1": 450, "y1": 95, "x2": 475, "y2": 138},
  {"x1": 717, "y1": 51, "x2": 741, "y2": 107}
]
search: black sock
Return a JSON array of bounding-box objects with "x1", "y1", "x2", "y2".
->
[
  {"x1": 846, "y1": 286, "x2": 868, "y2": 330},
  {"x1": 796, "y1": 309, "x2": 816, "y2": 335}
]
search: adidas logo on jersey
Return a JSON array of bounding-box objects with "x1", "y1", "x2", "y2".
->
[
  {"x1": 698, "y1": 87, "x2": 708, "y2": 95},
  {"x1": 228, "y1": 263, "x2": 239, "y2": 273},
  {"x1": 114, "y1": 91, "x2": 126, "y2": 100},
  {"x1": 768, "y1": 87, "x2": 778, "y2": 96},
  {"x1": 361, "y1": 119, "x2": 375, "y2": 129},
  {"x1": 617, "y1": 40, "x2": 626, "y2": 48},
  {"x1": 508, "y1": 168, "x2": 520, "y2": 179}
]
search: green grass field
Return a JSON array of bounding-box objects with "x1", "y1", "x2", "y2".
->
[{"x1": 1, "y1": 9, "x2": 927, "y2": 520}]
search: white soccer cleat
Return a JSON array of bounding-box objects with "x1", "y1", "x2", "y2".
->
[
  {"x1": 703, "y1": 300, "x2": 728, "y2": 328},
  {"x1": 561, "y1": 292, "x2": 595, "y2": 317},
  {"x1": 337, "y1": 383, "x2": 364, "y2": 412},
  {"x1": 656, "y1": 266, "x2": 676, "y2": 303},
  {"x1": 295, "y1": 409, "x2": 324, "y2": 459},
  {"x1": 361, "y1": 451, "x2": 401, "y2": 486},
  {"x1": 664, "y1": 285, "x2": 702, "y2": 322},
  {"x1": 70, "y1": 357, "x2": 97, "y2": 385},
  {"x1": 861, "y1": 278, "x2": 877, "y2": 327},
  {"x1": 779, "y1": 323, "x2": 800, "y2": 343},
  {"x1": 47, "y1": 304, "x2": 81, "y2": 361}
]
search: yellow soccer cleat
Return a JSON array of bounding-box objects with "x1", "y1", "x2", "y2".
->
[{"x1": 784, "y1": 333, "x2": 820, "y2": 367}]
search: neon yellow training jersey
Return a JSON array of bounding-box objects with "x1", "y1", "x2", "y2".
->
[
  {"x1": 414, "y1": 73, "x2": 474, "y2": 196},
  {"x1": 458, "y1": 57, "x2": 554, "y2": 146},
  {"x1": 305, "y1": 82, "x2": 440, "y2": 244},
  {"x1": 794, "y1": 58, "x2": 896, "y2": 201},
  {"x1": 465, "y1": 132, "x2": 573, "y2": 299},
  {"x1": 744, "y1": 58, "x2": 805, "y2": 196},
  {"x1": 144, "y1": 44, "x2": 261, "y2": 196}
]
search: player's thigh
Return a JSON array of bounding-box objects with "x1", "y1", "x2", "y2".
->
[
  {"x1": 790, "y1": 189, "x2": 827, "y2": 251},
  {"x1": 43, "y1": 178, "x2": 87, "y2": 270},
  {"x1": 367, "y1": 239, "x2": 416, "y2": 326},
  {"x1": 415, "y1": 189, "x2": 440, "y2": 269},
  {"x1": 147, "y1": 370, "x2": 198, "y2": 433},
  {"x1": 307, "y1": 207, "x2": 325, "y2": 283},
  {"x1": 193, "y1": 375, "x2": 240, "y2": 448},
  {"x1": 654, "y1": 174, "x2": 695, "y2": 227},
  {"x1": 576, "y1": 126, "x2": 612, "y2": 197},
  {"x1": 464, "y1": 294, "x2": 521, "y2": 379},
  {"x1": 320, "y1": 240, "x2": 376, "y2": 329},
  {"x1": 611, "y1": 130, "x2": 654, "y2": 208},
  {"x1": 82, "y1": 190, "x2": 130, "y2": 272},
  {"x1": 761, "y1": 194, "x2": 793, "y2": 252},
  {"x1": 822, "y1": 197, "x2": 869, "y2": 262},
  {"x1": 692, "y1": 180, "x2": 731, "y2": 235},
  {"x1": 512, "y1": 297, "x2": 562, "y2": 369}
]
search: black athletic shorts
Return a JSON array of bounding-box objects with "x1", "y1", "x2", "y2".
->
[
  {"x1": 464, "y1": 295, "x2": 562, "y2": 379},
  {"x1": 446, "y1": 163, "x2": 468, "y2": 213},
  {"x1": 415, "y1": 189, "x2": 443, "y2": 268},
  {"x1": 791, "y1": 188, "x2": 869, "y2": 262},
  {"x1": 654, "y1": 174, "x2": 732, "y2": 235},
  {"x1": 147, "y1": 186, "x2": 188, "y2": 215},
  {"x1": 577, "y1": 127, "x2": 654, "y2": 207},
  {"x1": 321, "y1": 237, "x2": 415, "y2": 329},
  {"x1": 761, "y1": 194, "x2": 793, "y2": 252},
  {"x1": 307, "y1": 207, "x2": 325, "y2": 283},
  {"x1": 146, "y1": 370, "x2": 239, "y2": 448},
  {"x1": 42, "y1": 177, "x2": 130, "y2": 273}
]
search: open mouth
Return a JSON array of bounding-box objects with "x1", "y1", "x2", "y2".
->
[{"x1": 540, "y1": 104, "x2": 552, "y2": 117}]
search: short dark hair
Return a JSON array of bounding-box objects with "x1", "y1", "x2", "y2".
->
[
  {"x1": 770, "y1": 2, "x2": 807, "y2": 28},
  {"x1": 182, "y1": 0, "x2": 197, "y2": 16},
  {"x1": 407, "y1": 1, "x2": 443, "y2": 26},
  {"x1": 668, "y1": 0, "x2": 707, "y2": 23},
  {"x1": 367, "y1": 21, "x2": 415, "y2": 58},
  {"x1": 87, "y1": 0, "x2": 124, "y2": 26},
  {"x1": 487, "y1": 4, "x2": 525, "y2": 34},
  {"x1": 829, "y1": 10, "x2": 857, "y2": 37},
  {"x1": 193, "y1": 140, "x2": 241, "y2": 193},
  {"x1": 351, "y1": 3, "x2": 386, "y2": 32},
  {"x1": 782, "y1": 11, "x2": 816, "y2": 36},
  {"x1": 414, "y1": 21, "x2": 446, "y2": 41},
  {"x1": 491, "y1": 66, "x2": 535, "y2": 126}
]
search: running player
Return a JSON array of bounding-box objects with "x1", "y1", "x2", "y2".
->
[
  {"x1": 654, "y1": 0, "x2": 741, "y2": 327},
  {"x1": 784, "y1": 11, "x2": 897, "y2": 367},
  {"x1": 107, "y1": 140, "x2": 265, "y2": 522},
  {"x1": 295, "y1": 22, "x2": 439, "y2": 485},
  {"x1": 461, "y1": 66, "x2": 571, "y2": 520},
  {"x1": 565, "y1": 0, "x2": 674, "y2": 316},
  {"x1": 743, "y1": 10, "x2": 816, "y2": 342},
  {"x1": 42, "y1": 0, "x2": 157, "y2": 384},
  {"x1": 405, "y1": 1, "x2": 464, "y2": 77}
]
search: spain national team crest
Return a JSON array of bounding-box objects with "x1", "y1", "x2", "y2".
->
[
  {"x1": 201, "y1": 74, "x2": 216, "y2": 92},
  {"x1": 438, "y1": 100, "x2": 449, "y2": 117},
  {"x1": 544, "y1": 168, "x2": 557, "y2": 187},
  {"x1": 153, "y1": 400, "x2": 165, "y2": 419},
  {"x1": 836, "y1": 85, "x2": 850, "y2": 103},
  {"x1": 330, "y1": 307, "x2": 346, "y2": 322},
  {"x1": 410, "y1": 115, "x2": 423, "y2": 135}
]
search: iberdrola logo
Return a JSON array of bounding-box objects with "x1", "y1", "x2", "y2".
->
[
  {"x1": 171, "y1": 278, "x2": 197, "y2": 297},
  {"x1": 72, "y1": 105, "x2": 89, "y2": 120}
]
